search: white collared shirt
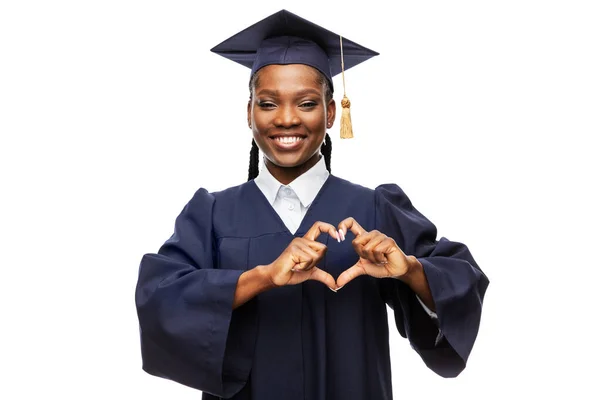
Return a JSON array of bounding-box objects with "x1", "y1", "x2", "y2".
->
[
  {"x1": 254, "y1": 155, "x2": 329, "y2": 235},
  {"x1": 253, "y1": 155, "x2": 441, "y2": 339}
]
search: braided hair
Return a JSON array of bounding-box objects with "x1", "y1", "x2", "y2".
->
[
  {"x1": 247, "y1": 68, "x2": 334, "y2": 181},
  {"x1": 248, "y1": 138, "x2": 260, "y2": 181}
]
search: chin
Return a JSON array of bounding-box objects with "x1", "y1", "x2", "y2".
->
[{"x1": 270, "y1": 154, "x2": 307, "y2": 168}]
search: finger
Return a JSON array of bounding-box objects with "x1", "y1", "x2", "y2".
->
[
  {"x1": 362, "y1": 234, "x2": 389, "y2": 264},
  {"x1": 351, "y1": 231, "x2": 380, "y2": 259},
  {"x1": 304, "y1": 221, "x2": 340, "y2": 242},
  {"x1": 290, "y1": 248, "x2": 314, "y2": 271},
  {"x1": 307, "y1": 267, "x2": 337, "y2": 290},
  {"x1": 290, "y1": 247, "x2": 319, "y2": 272},
  {"x1": 352, "y1": 230, "x2": 381, "y2": 247},
  {"x1": 336, "y1": 264, "x2": 366, "y2": 288},
  {"x1": 374, "y1": 238, "x2": 399, "y2": 262},
  {"x1": 338, "y1": 217, "x2": 367, "y2": 240},
  {"x1": 298, "y1": 238, "x2": 328, "y2": 253}
]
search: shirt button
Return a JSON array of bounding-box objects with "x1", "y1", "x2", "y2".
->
[
  {"x1": 288, "y1": 203, "x2": 295, "y2": 210},
  {"x1": 284, "y1": 187, "x2": 292, "y2": 195}
]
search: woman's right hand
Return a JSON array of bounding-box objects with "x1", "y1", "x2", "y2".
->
[{"x1": 265, "y1": 221, "x2": 340, "y2": 290}]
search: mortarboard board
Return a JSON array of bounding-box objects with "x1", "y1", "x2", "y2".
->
[{"x1": 210, "y1": 9, "x2": 379, "y2": 138}]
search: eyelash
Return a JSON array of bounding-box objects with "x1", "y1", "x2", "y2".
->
[{"x1": 258, "y1": 101, "x2": 318, "y2": 109}]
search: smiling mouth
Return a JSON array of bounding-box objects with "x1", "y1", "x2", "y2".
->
[
  {"x1": 270, "y1": 136, "x2": 306, "y2": 150},
  {"x1": 273, "y1": 136, "x2": 304, "y2": 144}
]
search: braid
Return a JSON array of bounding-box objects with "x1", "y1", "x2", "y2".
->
[
  {"x1": 321, "y1": 133, "x2": 332, "y2": 173},
  {"x1": 248, "y1": 138, "x2": 259, "y2": 181}
]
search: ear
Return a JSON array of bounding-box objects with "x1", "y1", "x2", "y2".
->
[
  {"x1": 326, "y1": 98, "x2": 336, "y2": 128},
  {"x1": 247, "y1": 100, "x2": 252, "y2": 129}
]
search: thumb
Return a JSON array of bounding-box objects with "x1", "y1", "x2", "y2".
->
[
  {"x1": 336, "y1": 264, "x2": 366, "y2": 288},
  {"x1": 308, "y1": 267, "x2": 337, "y2": 291}
]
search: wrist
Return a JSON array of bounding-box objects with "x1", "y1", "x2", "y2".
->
[
  {"x1": 395, "y1": 256, "x2": 422, "y2": 285},
  {"x1": 255, "y1": 264, "x2": 278, "y2": 289}
]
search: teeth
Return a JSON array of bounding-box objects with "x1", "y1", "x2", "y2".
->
[{"x1": 275, "y1": 136, "x2": 303, "y2": 144}]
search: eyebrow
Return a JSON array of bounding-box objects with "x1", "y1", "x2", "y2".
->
[{"x1": 255, "y1": 88, "x2": 322, "y2": 98}]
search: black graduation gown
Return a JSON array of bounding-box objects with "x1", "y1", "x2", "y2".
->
[{"x1": 135, "y1": 175, "x2": 489, "y2": 400}]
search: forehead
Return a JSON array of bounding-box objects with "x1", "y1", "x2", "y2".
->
[{"x1": 255, "y1": 64, "x2": 322, "y2": 88}]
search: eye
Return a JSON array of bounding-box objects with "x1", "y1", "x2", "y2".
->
[
  {"x1": 300, "y1": 101, "x2": 318, "y2": 108},
  {"x1": 258, "y1": 101, "x2": 276, "y2": 109}
]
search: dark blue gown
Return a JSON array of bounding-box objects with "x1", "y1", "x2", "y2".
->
[{"x1": 135, "y1": 175, "x2": 489, "y2": 400}]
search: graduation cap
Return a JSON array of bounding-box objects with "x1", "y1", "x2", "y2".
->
[{"x1": 210, "y1": 9, "x2": 379, "y2": 139}]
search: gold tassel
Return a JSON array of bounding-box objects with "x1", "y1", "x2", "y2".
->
[
  {"x1": 339, "y1": 36, "x2": 354, "y2": 139},
  {"x1": 340, "y1": 95, "x2": 353, "y2": 138}
]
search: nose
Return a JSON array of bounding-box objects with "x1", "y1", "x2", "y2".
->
[{"x1": 273, "y1": 104, "x2": 301, "y2": 128}]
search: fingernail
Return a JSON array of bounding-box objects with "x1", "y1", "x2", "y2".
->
[
  {"x1": 336, "y1": 285, "x2": 344, "y2": 291},
  {"x1": 339, "y1": 229, "x2": 345, "y2": 241},
  {"x1": 329, "y1": 287, "x2": 338, "y2": 293},
  {"x1": 336, "y1": 232, "x2": 340, "y2": 243}
]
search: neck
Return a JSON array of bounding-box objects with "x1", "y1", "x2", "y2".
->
[{"x1": 265, "y1": 153, "x2": 321, "y2": 185}]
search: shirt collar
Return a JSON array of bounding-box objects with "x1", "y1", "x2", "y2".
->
[{"x1": 254, "y1": 156, "x2": 330, "y2": 207}]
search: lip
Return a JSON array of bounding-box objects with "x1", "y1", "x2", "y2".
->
[
  {"x1": 269, "y1": 135, "x2": 306, "y2": 151},
  {"x1": 269, "y1": 132, "x2": 307, "y2": 139}
]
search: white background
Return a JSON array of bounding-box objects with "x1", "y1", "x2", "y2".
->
[{"x1": 1, "y1": 1, "x2": 599, "y2": 399}]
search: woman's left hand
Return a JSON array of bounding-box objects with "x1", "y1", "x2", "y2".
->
[{"x1": 335, "y1": 217, "x2": 418, "y2": 288}]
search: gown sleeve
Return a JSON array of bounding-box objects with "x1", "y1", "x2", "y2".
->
[
  {"x1": 375, "y1": 184, "x2": 489, "y2": 378},
  {"x1": 135, "y1": 188, "x2": 257, "y2": 398}
]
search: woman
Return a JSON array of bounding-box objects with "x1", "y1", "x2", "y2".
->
[{"x1": 135, "y1": 9, "x2": 488, "y2": 400}]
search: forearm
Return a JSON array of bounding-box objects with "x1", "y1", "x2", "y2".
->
[
  {"x1": 233, "y1": 265, "x2": 275, "y2": 309},
  {"x1": 396, "y1": 256, "x2": 435, "y2": 311}
]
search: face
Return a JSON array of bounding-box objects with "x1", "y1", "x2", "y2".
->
[{"x1": 248, "y1": 64, "x2": 336, "y2": 172}]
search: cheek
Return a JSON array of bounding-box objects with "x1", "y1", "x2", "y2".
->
[
  {"x1": 304, "y1": 112, "x2": 327, "y2": 130},
  {"x1": 251, "y1": 109, "x2": 270, "y2": 130},
  {"x1": 308, "y1": 105, "x2": 328, "y2": 124}
]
